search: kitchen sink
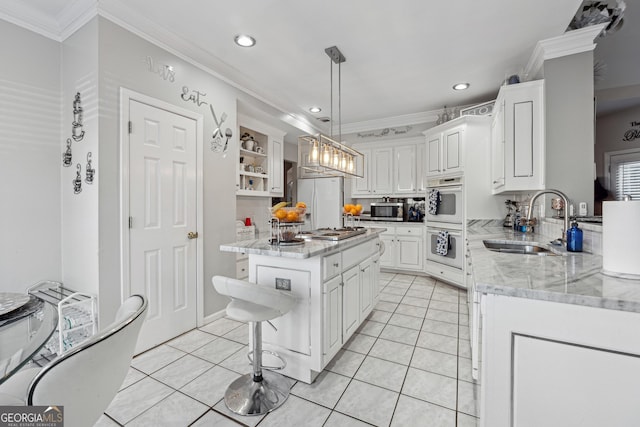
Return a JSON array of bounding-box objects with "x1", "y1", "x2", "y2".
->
[{"x1": 483, "y1": 240, "x2": 559, "y2": 256}]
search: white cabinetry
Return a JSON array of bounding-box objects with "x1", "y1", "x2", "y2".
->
[
  {"x1": 394, "y1": 144, "x2": 417, "y2": 194},
  {"x1": 480, "y1": 294, "x2": 640, "y2": 427},
  {"x1": 250, "y1": 236, "x2": 381, "y2": 383},
  {"x1": 268, "y1": 138, "x2": 283, "y2": 196},
  {"x1": 425, "y1": 124, "x2": 465, "y2": 177},
  {"x1": 322, "y1": 274, "x2": 342, "y2": 362},
  {"x1": 491, "y1": 80, "x2": 545, "y2": 194},
  {"x1": 371, "y1": 147, "x2": 393, "y2": 195},
  {"x1": 237, "y1": 115, "x2": 286, "y2": 197},
  {"x1": 353, "y1": 147, "x2": 371, "y2": 195},
  {"x1": 416, "y1": 142, "x2": 427, "y2": 193},
  {"x1": 378, "y1": 224, "x2": 424, "y2": 272},
  {"x1": 352, "y1": 137, "x2": 424, "y2": 197}
]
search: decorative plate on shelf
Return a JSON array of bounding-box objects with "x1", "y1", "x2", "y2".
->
[{"x1": 0, "y1": 292, "x2": 31, "y2": 316}]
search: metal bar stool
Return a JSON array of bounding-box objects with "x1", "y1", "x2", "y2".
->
[{"x1": 212, "y1": 276, "x2": 296, "y2": 416}]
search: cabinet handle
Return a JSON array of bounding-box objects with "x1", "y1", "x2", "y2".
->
[{"x1": 333, "y1": 262, "x2": 339, "y2": 267}]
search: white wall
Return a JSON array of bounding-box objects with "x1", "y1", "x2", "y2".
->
[
  {"x1": 595, "y1": 105, "x2": 640, "y2": 188},
  {"x1": 0, "y1": 21, "x2": 62, "y2": 291}
]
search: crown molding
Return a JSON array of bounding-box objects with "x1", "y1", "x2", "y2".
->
[
  {"x1": 58, "y1": 0, "x2": 98, "y2": 40},
  {"x1": 340, "y1": 110, "x2": 439, "y2": 134},
  {"x1": 0, "y1": 0, "x2": 97, "y2": 41},
  {"x1": 525, "y1": 23, "x2": 607, "y2": 80}
]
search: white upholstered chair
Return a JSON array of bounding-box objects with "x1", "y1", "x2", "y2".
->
[
  {"x1": 212, "y1": 275, "x2": 296, "y2": 416},
  {"x1": 0, "y1": 295, "x2": 147, "y2": 427}
]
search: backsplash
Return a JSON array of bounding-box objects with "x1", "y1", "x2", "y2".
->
[
  {"x1": 236, "y1": 196, "x2": 271, "y2": 235},
  {"x1": 540, "y1": 218, "x2": 602, "y2": 255}
]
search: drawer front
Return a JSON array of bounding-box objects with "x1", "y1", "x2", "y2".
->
[
  {"x1": 395, "y1": 226, "x2": 423, "y2": 236},
  {"x1": 323, "y1": 253, "x2": 342, "y2": 280},
  {"x1": 343, "y1": 239, "x2": 376, "y2": 269},
  {"x1": 236, "y1": 259, "x2": 249, "y2": 279}
]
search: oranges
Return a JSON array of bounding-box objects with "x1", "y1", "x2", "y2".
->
[
  {"x1": 286, "y1": 210, "x2": 299, "y2": 222},
  {"x1": 296, "y1": 201, "x2": 306, "y2": 209},
  {"x1": 274, "y1": 208, "x2": 287, "y2": 220},
  {"x1": 343, "y1": 203, "x2": 363, "y2": 216}
]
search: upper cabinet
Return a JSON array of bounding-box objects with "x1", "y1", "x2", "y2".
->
[
  {"x1": 394, "y1": 144, "x2": 417, "y2": 194},
  {"x1": 237, "y1": 115, "x2": 286, "y2": 197},
  {"x1": 425, "y1": 123, "x2": 465, "y2": 178},
  {"x1": 351, "y1": 137, "x2": 423, "y2": 198},
  {"x1": 491, "y1": 80, "x2": 545, "y2": 194},
  {"x1": 351, "y1": 146, "x2": 392, "y2": 197}
]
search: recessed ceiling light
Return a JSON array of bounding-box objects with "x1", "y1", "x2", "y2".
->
[
  {"x1": 453, "y1": 82, "x2": 470, "y2": 91},
  {"x1": 309, "y1": 107, "x2": 322, "y2": 113},
  {"x1": 234, "y1": 35, "x2": 256, "y2": 47}
]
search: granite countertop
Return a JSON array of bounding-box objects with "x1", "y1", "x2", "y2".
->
[
  {"x1": 220, "y1": 228, "x2": 386, "y2": 259},
  {"x1": 467, "y1": 224, "x2": 640, "y2": 313}
]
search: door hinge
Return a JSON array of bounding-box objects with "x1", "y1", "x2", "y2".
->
[
  {"x1": 129, "y1": 216, "x2": 133, "y2": 229},
  {"x1": 128, "y1": 121, "x2": 132, "y2": 134}
]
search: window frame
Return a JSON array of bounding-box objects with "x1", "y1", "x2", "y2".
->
[{"x1": 604, "y1": 147, "x2": 640, "y2": 200}]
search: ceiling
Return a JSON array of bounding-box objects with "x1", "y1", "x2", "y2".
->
[{"x1": 1, "y1": 0, "x2": 636, "y2": 134}]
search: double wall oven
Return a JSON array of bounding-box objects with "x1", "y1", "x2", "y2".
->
[{"x1": 425, "y1": 177, "x2": 464, "y2": 283}]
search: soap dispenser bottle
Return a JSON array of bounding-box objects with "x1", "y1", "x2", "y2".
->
[{"x1": 566, "y1": 222, "x2": 583, "y2": 252}]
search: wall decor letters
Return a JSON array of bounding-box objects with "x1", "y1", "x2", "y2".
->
[
  {"x1": 180, "y1": 86, "x2": 208, "y2": 106},
  {"x1": 622, "y1": 121, "x2": 640, "y2": 143},
  {"x1": 143, "y1": 55, "x2": 175, "y2": 82},
  {"x1": 62, "y1": 138, "x2": 73, "y2": 167}
]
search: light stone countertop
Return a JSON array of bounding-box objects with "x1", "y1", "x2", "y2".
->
[
  {"x1": 220, "y1": 228, "x2": 386, "y2": 259},
  {"x1": 467, "y1": 225, "x2": 640, "y2": 313}
]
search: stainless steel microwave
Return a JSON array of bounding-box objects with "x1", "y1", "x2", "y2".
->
[{"x1": 370, "y1": 202, "x2": 404, "y2": 221}]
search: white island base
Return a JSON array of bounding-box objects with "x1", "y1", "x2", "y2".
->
[{"x1": 221, "y1": 230, "x2": 383, "y2": 384}]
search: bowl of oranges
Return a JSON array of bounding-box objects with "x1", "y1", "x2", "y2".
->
[
  {"x1": 271, "y1": 201, "x2": 307, "y2": 223},
  {"x1": 343, "y1": 203, "x2": 363, "y2": 216}
]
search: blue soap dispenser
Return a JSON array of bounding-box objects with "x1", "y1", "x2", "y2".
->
[{"x1": 566, "y1": 221, "x2": 583, "y2": 252}]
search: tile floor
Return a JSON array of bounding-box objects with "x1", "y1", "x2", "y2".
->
[{"x1": 96, "y1": 273, "x2": 479, "y2": 426}]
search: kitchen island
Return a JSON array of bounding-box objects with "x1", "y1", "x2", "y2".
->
[
  {"x1": 220, "y1": 228, "x2": 385, "y2": 383},
  {"x1": 466, "y1": 224, "x2": 640, "y2": 427}
]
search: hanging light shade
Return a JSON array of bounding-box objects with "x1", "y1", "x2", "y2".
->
[
  {"x1": 299, "y1": 133, "x2": 364, "y2": 177},
  {"x1": 298, "y1": 46, "x2": 364, "y2": 178}
]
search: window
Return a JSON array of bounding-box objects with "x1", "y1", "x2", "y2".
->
[{"x1": 606, "y1": 148, "x2": 640, "y2": 201}]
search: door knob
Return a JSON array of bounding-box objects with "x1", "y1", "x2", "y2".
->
[{"x1": 187, "y1": 231, "x2": 199, "y2": 239}]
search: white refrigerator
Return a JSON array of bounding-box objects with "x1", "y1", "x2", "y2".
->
[{"x1": 297, "y1": 177, "x2": 344, "y2": 230}]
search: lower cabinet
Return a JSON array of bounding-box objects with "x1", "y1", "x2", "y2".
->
[
  {"x1": 322, "y1": 275, "x2": 342, "y2": 362},
  {"x1": 481, "y1": 294, "x2": 640, "y2": 426},
  {"x1": 379, "y1": 225, "x2": 424, "y2": 272},
  {"x1": 341, "y1": 265, "x2": 360, "y2": 341},
  {"x1": 250, "y1": 236, "x2": 381, "y2": 383}
]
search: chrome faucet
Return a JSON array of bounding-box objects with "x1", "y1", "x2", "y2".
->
[{"x1": 526, "y1": 189, "x2": 570, "y2": 244}]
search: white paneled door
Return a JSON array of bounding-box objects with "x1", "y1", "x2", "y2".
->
[{"x1": 128, "y1": 99, "x2": 198, "y2": 353}]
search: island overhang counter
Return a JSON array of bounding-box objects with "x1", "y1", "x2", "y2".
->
[{"x1": 220, "y1": 227, "x2": 386, "y2": 383}]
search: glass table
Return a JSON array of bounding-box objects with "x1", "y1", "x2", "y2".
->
[{"x1": 0, "y1": 297, "x2": 58, "y2": 385}]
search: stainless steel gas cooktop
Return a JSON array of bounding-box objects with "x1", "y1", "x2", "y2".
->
[{"x1": 296, "y1": 227, "x2": 367, "y2": 241}]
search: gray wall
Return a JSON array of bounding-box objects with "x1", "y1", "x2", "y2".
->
[
  {"x1": 595, "y1": 104, "x2": 640, "y2": 185},
  {"x1": 96, "y1": 18, "x2": 238, "y2": 322},
  {"x1": 61, "y1": 19, "x2": 100, "y2": 301},
  {"x1": 0, "y1": 21, "x2": 62, "y2": 291},
  {"x1": 543, "y1": 52, "x2": 595, "y2": 215}
]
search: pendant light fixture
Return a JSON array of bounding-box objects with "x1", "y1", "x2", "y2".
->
[{"x1": 299, "y1": 46, "x2": 363, "y2": 178}]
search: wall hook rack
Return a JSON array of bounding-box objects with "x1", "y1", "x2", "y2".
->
[
  {"x1": 73, "y1": 163, "x2": 82, "y2": 194},
  {"x1": 85, "y1": 152, "x2": 95, "y2": 184},
  {"x1": 72, "y1": 92, "x2": 85, "y2": 142},
  {"x1": 62, "y1": 138, "x2": 72, "y2": 167}
]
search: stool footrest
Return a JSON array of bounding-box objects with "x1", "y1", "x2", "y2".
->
[{"x1": 247, "y1": 349, "x2": 286, "y2": 371}]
